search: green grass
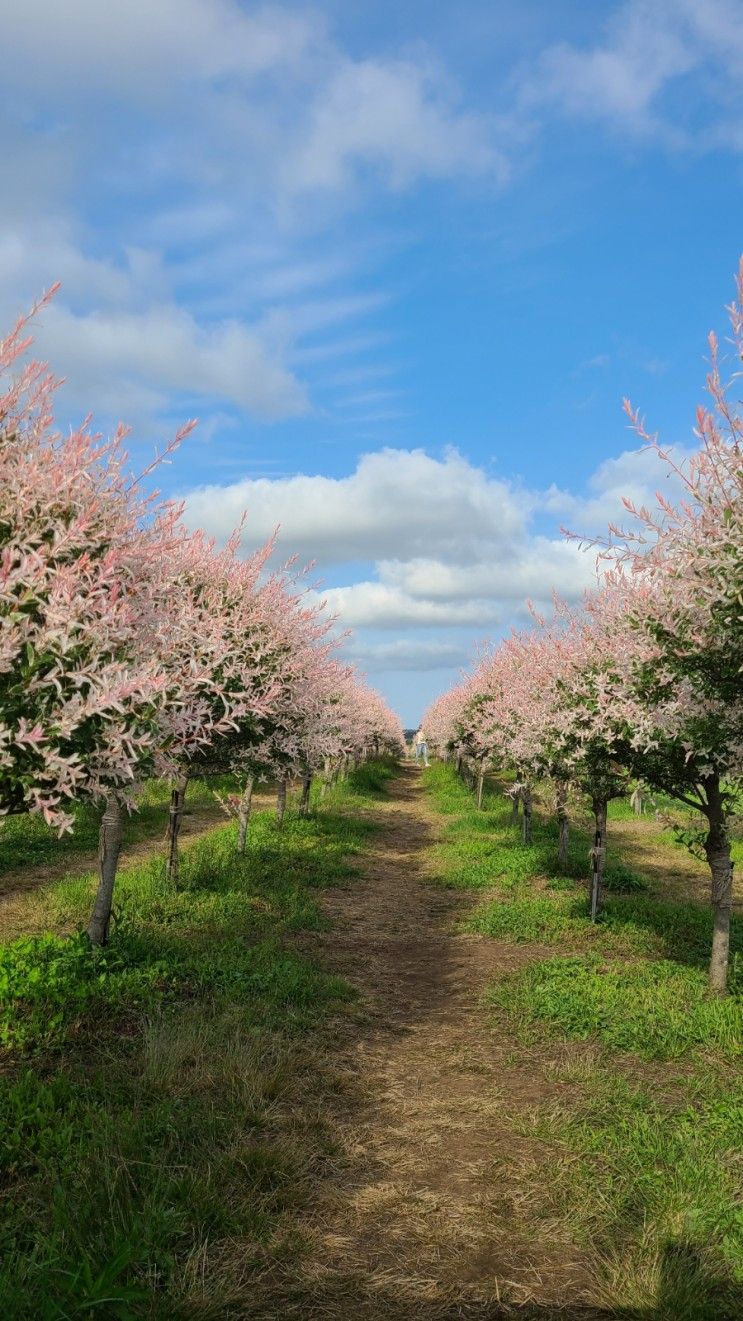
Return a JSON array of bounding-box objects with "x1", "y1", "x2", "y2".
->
[
  {"x1": 424, "y1": 764, "x2": 743, "y2": 967},
  {"x1": 503, "y1": 1062, "x2": 743, "y2": 1316},
  {"x1": 467, "y1": 890, "x2": 743, "y2": 965},
  {"x1": 0, "y1": 762, "x2": 395, "y2": 1319},
  {"x1": 420, "y1": 761, "x2": 479, "y2": 814},
  {"x1": 423, "y1": 762, "x2": 648, "y2": 895},
  {"x1": 607, "y1": 788, "x2": 684, "y2": 821},
  {"x1": 324, "y1": 755, "x2": 399, "y2": 805},
  {"x1": 490, "y1": 955, "x2": 743, "y2": 1059},
  {"x1": 422, "y1": 759, "x2": 743, "y2": 1316},
  {"x1": 0, "y1": 775, "x2": 233, "y2": 881}
]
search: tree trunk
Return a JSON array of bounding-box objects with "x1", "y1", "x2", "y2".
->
[
  {"x1": 87, "y1": 795, "x2": 124, "y2": 946},
  {"x1": 299, "y1": 773, "x2": 312, "y2": 817},
  {"x1": 556, "y1": 780, "x2": 570, "y2": 873},
  {"x1": 476, "y1": 763, "x2": 485, "y2": 810},
  {"x1": 703, "y1": 774, "x2": 734, "y2": 996},
  {"x1": 165, "y1": 770, "x2": 190, "y2": 885},
  {"x1": 511, "y1": 785, "x2": 521, "y2": 823},
  {"x1": 522, "y1": 783, "x2": 533, "y2": 845},
  {"x1": 275, "y1": 777, "x2": 287, "y2": 829},
  {"x1": 455, "y1": 752, "x2": 463, "y2": 776},
  {"x1": 320, "y1": 757, "x2": 331, "y2": 799},
  {"x1": 590, "y1": 797, "x2": 607, "y2": 922},
  {"x1": 237, "y1": 775, "x2": 254, "y2": 854}
]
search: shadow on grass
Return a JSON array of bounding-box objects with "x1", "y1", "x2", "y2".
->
[
  {"x1": 0, "y1": 773, "x2": 239, "y2": 892},
  {"x1": 233, "y1": 1239, "x2": 743, "y2": 1320},
  {"x1": 427, "y1": 766, "x2": 740, "y2": 974}
]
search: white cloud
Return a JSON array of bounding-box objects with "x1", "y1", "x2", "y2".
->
[
  {"x1": 0, "y1": 222, "x2": 315, "y2": 424},
  {"x1": 0, "y1": 1, "x2": 498, "y2": 206},
  {"x1": 315, "y1": 582, "x2": 502, "y2": 630},
  {"x1": 0, "y1": 1, "x2": 316, "y2": 104},
  {"x1": 543, "y1": 442, "x2": 696, "y2": 534},
  {"x1": 0, "y1": 2, "x2": 503, "y2": 432},
  {"x1": 517, "y1": 0, "x2": 743, "y2": 147},
  {"x1": 284, "y1": 56, "x2": 500, "y2": 195},
  {"x1": 377, "y1": 540, "x2": 597, "y2": 604},
  {"x1": 40, "y1": 302, "x2": 309, "y2": 421},
  {"x1": 183, "y1": 447, "x2": 528, "y2": 564},
  {"x1": 2, "y1": 0, "x2": 739, "y2": 445},
  {"x1": 181, "y1": 441, "x2": 699, "y2": 671},
  {"x1": 345, "y1": 638, "x2": 471, "y2": 673},
  {"x1": 185, "y1": 442, "x2": 692, "y2": 594}
]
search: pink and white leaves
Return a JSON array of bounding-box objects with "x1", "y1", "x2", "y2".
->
[{"x1": 0, "y1": 292, "x2": 401, "y2": 942}]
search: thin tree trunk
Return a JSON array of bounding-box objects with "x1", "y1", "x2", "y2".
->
[
  {"x1": 299, "y1": 773, "x2": 312, "y2": 817},
  {"x1": 275, "y1": 777, "x2": 287, "y2": 828},
  {"x1": 455, "y1": 752, "x2": 463, "y2": 776},
  {"x1": 511, "y1": 785, "x2": 521, "y2": 823},
  {"x1": 476, "y1": 762, "x2": 485, "y2": 810},
  {"x1": 590, "y1": 797, "x2": 607, "y2": 922},
  {"x1": 237, "y1": 775, "x2": 254, "y2": 854},
  {"x1": 87, "y1": 795, "x2": 124, "y2": 946},
  {"x1": 522, "y1": 782, "x2": 533, "y2": 845},
  {"x1": 556, "y1": 780, "x2": 570, "y2": 873},
  {"x1": 320, "y1": 757, "x2": 331, "y2": 799},
  {"x1": 703, "y1": 774, "x2": 733, "y2": 996},
  {"x1": 165, "y1": 770, "x2": 190, "y2": 885}
]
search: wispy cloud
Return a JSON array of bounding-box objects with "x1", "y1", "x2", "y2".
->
[
  {"x1": 2, "y1": 0, "x2": 740, "y2": 441},
  {"x1": 516, "y1": 0, "x2": 743, "y2": 148}
]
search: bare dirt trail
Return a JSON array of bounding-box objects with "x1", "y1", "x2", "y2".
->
[{"x1": 264, "y1": 766, "x2": 610, "y2": 1321}]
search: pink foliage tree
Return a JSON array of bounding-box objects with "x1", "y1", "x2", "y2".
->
[
  {"x1": 0, "y1": 302, "x2": 230, "y2": 942},
  {"x1": 582, "y1": 261, "x2": 743, "y2": 992},
  {"x1": 424, "y1": 262, "x2": 743, "y2": 992},
  {"x1": 1, "y1": 301, "x2": 281, "y2": 941}
]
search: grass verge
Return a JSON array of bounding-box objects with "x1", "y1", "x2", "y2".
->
[
  {"x1": 423, "y1": 762, "x2": 648, "y2": 894},
  {"x1": 0, "y1": 763, "x2": 393, "y2": 1319},
  {"x1": 497, "y1": 1058, "x2": 743, "y2": 1318},
  {"x1": 422, "y1": 760, "x2": 743, "y2": 1318},
  {"x1": 0, "y1": 775, "x2": 235, "y2": 892}
]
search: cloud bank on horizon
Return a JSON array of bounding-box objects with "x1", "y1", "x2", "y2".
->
[
  {"x1": 1, "y1": 0, "x2": 741, "y2": 720},
  {"x1": 181, "y1": 439, "x2": 691, "y2": 680}
]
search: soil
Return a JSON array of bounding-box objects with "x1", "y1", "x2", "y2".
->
[{"x1": 254, "y1": 767, "x2": 615, "y2": 1320}]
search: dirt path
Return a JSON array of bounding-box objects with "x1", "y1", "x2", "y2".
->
[{"x1": 263, "y1": 767, "x2": 608, "y2": 1320}]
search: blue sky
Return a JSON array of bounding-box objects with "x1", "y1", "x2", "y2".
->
[{"x1": 2, "y1": 0, "x2": 742, "y2": 723}]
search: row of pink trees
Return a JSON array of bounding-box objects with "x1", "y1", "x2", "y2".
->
[
  {"x1": 0, "y1": 298, "x2": 403, "y2": 944},
  {"x1": 424, "y1": 262, "x2": 743, "y2": 995}
]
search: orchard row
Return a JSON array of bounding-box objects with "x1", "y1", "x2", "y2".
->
[
  {"x1": 424, "y1": 261, "x2": 743, "y2": 996},
  {"x1": 0, "y1": 293, "x2": 404, "y2": 945}
]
